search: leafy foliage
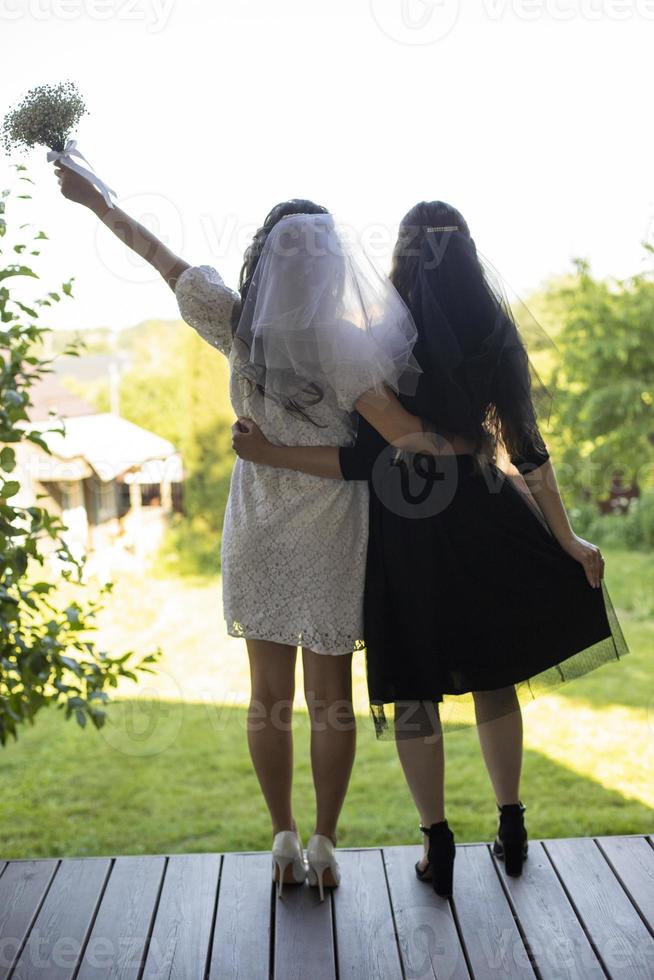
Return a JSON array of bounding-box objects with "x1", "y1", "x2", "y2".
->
[
  {"x1": 570, "y1": 491, "x2": 654, "y2": 554},
  {"x1": 536, "y1": 254, "x2": 654, "y2": 504},
  {"x1": 114, "y1": 318, "x2": 234, "y2": 576},
  {"x1": 0, "y1": 168, "x2": 160, "y2": 746}
]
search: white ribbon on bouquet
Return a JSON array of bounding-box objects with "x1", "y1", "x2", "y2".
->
[{"x1": 46, "y1": 138, "x2": 117, "y2": 209}]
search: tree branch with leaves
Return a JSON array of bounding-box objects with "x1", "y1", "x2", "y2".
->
[{"x1": 0, "y1": 165, "x2": 161, "y2": 746}]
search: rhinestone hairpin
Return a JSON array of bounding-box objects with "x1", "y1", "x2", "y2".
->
[{"x1": 426, "y1": 225, "x2": 459, "y2": 232}]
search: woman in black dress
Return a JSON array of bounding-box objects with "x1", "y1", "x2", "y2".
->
[{"x1": 232, "y1": 201, "x2": 628, "y2": 897}]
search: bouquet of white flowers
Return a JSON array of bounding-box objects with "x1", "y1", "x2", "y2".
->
[{"x1": 2, "y1": 81, "x2": 116, "y2": 208}]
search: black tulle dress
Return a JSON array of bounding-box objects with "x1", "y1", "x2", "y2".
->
[
  {"x1": 336, "y1": 226, "x2": 629, "y2": 738},
  {"x1": 339, "y1": 419, "x2": 628, "y2": 738}
]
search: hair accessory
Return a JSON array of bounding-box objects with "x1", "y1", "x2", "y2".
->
[{"x1": 426, "y1": 225, "x2": 459, "y2": 232}]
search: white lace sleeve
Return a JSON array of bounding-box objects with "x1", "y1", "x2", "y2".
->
[
  {"x1": 333, "y1": 363, "x2": 377, "y2": 413},
  {"x1": 175, "y1": 265, "x2": 240, "y2": 356}
]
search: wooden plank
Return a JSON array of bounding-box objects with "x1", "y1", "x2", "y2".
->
[
  {"x1": 491, "y1": 841, "x2": 604, "y2": 980},
  {"x1": 11, "y1": 858, "x2": 111, "y2": 980},
  {"x1": 76, "y1": 856, "x2": 166, "y2": 980},
  {"x1": 452, "y1": 844, "x2": 535, "y2": 978},
  {"x1": 597, "y1": 836, "x2": 654, "y2": 930},
  {"x1": 383, "y1": 845, "x2": 470, "y2": 980},
  {"x1": 273, "y1": 880, "x2": 336, "y2": 979},
  {"x1": 208, "y1": 852, "x2": 271, "y2": 979},
  {"x1": 333, "y1": 849, "x2": 403, "y2": 979},
  {"x1": 545, "y1": 837, "x2": 654, "y2": 980},
  {"x1": 0, "y1": 860, "x2": 59, "y2": 980},
  {"x1": 2, "y1": 839, "x2": 651, "y2": 980},
  {"x1": 141, "y1": 853, "x2": 221, "y2": 980}
]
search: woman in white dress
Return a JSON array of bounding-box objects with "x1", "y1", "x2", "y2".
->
[
  {"x1": 171, "y1": 208, "x2": 421, "y2": 898},
  {"x1": 52, "y1": 171, "x2": 425, "y2": 897}
]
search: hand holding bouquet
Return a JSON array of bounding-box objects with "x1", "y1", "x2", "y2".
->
[{"x1": 2, "y1": 81, "x2": 117, "y2": 209}]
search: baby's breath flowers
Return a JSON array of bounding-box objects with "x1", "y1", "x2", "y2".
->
[
  {"x1": 2, "y1": 81, "x2": 87, "y2": 155},
  {"x1": 2, "y1": 82, "x2": 116, "y2": 209}
]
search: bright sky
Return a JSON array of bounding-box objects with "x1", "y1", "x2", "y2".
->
[{"x1": 2, "y1": 0, "x2": 653, "y2": 331}]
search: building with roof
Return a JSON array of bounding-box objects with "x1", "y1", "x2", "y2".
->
[{"x1": 12, "y1": 376, "x2": 184, "y2": 576}]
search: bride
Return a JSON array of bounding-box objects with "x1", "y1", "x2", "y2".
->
[{"x1": 53, "y1": 166, "x2": 433, "y2": 898}]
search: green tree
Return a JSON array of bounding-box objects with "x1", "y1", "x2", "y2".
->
[
  {"x1": 0, "y1": 167, "x2": 160, "y2": 745},
  {"x1": 153, "y1": 326, "x2": 234, "y2": 576},
  {"x1": 539, "y1": 253, "x2": 654, "y2": 502},
  {"x1": 112, "y1": 310, "x2": 234, "y2": 575}
]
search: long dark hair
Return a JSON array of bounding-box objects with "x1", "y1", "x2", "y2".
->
[
  {"x1": 231, "y1": 198, "x2": 330, "y2": 424},
  {"x1": 390, "y1": 200, "x2": 547, "y2": 463}
]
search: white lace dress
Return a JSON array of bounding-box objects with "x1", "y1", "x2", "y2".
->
[{"x1": 175, "y1": 265, "x2": 370, "y2": 654}]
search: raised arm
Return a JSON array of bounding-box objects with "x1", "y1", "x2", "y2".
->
[
  {"x1": 53, "y1": 164, "x2": 188, "y2": 290},
  {"x1": 54, "y1": 163, "x2": 238, "y2": 355}
]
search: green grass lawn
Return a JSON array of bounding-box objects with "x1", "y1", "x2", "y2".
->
[{"x1": 1, "y1": 549, "x2": 652, "y2": 859}]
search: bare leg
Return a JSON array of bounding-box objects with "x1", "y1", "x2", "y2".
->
[
  {"x1": 472, "y1": 686, "x2": 523, "y2": 806},
  {"x1": 302, "y1": 648, "x2": 356, "y2": 844},
  {"x1": 246, "y1": 639, "x2": 297, "y2": 836},
  {"x1": 394, "y1": 702, "x2": 445, "y2": 871}
]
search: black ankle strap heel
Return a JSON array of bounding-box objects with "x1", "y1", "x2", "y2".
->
[
  {"x1": 415, "y1": 820, "x2": 456, "y2": 898},
  {"x1": 492, "y1": 801, "x2": 528, "y2": 877}
]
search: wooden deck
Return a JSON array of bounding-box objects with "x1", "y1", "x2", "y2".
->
[{"x1": 1, "y1": 835, "x2": 653, "y2": 979}]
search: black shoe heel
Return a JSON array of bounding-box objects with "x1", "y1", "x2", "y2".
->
[
  {"x1": 492, "y1": 801, "x2": 528, "y2": 877},
  {"x1": 415, "y1": 820, "x2": 456, "y2": 898}
]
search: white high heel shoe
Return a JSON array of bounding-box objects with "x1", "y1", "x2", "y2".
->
[
  {"x1": 272, "y1": 829, "x2": 307, "y2": 899},
  {"x1": 306, "y1": 834, "x2": 341, "y2": 902}
]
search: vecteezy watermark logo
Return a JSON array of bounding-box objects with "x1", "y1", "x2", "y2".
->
[
  {"x1": 485, "y1": 0, "x2": 654, "y2": 22},
  {"x1": 368, "y1": 903, "x2": 461, "y2": 978},
  {"x1": 370, "y1": 0, "x2": 460, "y2": 45},
  {"x1": 98, "y1": 683, "x2": 184, "y2": 757},
  {"x1": 0, "y1": 0, "x2": 175, "y2": 33},
  {"x1": 370, "y1": 442, "x2": 459, "y2": 519}
]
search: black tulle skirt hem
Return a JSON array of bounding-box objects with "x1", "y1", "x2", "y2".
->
[
  {"x1": 362, "y1": 453, "x2": 629, "y2": 740},
  {"x1": 369, "y1": 592, "x2": 628, "y2": 739}
]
